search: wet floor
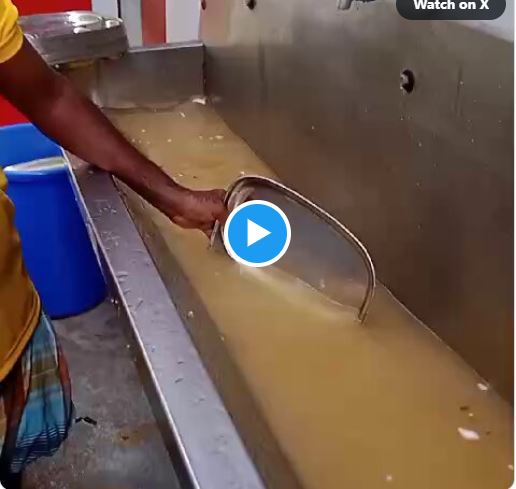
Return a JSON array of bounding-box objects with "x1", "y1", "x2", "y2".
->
[{"x1": 24, "y1": 301, "x2": 180, "y2": 489}]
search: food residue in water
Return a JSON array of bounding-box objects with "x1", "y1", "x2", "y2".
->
[
  {"x1": 385, "y1": 474, "x2": 393, "y2": 483},
  {"x1": 187, "y1": 310, "x2": 195, "y2": 319},
  {"x1": 477, "y1": 382, "x2": 490, "y2": 392},
  {"x1": 192, "y1": 96, "x2": 207, "y2": 105},
  {"x1": 458, "y1": 427, "x2": 481, "y2": 441},
  {"x1": 108, "y1": 102, "x2": 513, "y2": 489},
  {"x1": 180, "y1": 112, "x2": 186, "y2": 118}
]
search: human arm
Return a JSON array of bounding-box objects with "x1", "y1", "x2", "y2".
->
[{"x1": 0, "y1": 39, "x2": 226, "y2": 234}]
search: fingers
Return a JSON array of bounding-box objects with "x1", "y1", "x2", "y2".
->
[
  {"x1": 172, "y1": 215, "x2": 200, "y2": 229},
  {"x1": 211, "y1": 188, "x2": 226, "y2": 200},
  {"x1": 216, "y1": 208, "x2": 229, "y2": 225},
  {"x1": 171, "y1": 187, "x2": 228, "y2": 237},
  {"x1": 172, "y1": 215, "x2": 216, "y2": 238},
  {"x1": 212, "y1": 189, "x2": 229, "y2": 224}
]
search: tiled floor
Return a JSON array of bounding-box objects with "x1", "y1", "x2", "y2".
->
[{"x1": 24, "y1": 301, "x2": 180, "y2": 489}]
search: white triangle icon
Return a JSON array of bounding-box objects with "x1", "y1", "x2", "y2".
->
[{"x1": 247, "y1": 219, "x2": 271, "y2": 247}]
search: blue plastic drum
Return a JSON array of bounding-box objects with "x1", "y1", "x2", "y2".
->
[{"x1": 0, "y1": 123, "x2": 106, "y2": 318}]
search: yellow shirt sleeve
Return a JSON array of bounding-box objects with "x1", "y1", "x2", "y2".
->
[{"x1": 0, "y1": 0, "x2": 23, "y2": 64}]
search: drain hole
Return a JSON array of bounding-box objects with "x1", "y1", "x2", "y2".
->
[{"x1": 400, "y1": 69, "x2": 415, "y2": 94}]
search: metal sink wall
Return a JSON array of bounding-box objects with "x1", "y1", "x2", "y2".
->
[{"x1": 200, "y1": 0, "x2": 514, "y2": 401}]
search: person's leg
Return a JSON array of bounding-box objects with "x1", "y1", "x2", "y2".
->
[
  {"x1": 0, "y1": 312, "x2": 73, "y2": 482},
  {"x1": 0, "y1": 337, "x2": 28, "y2": 489}
]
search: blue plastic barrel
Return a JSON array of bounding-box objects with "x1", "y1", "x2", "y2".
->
[{"x1": 0, "y1": 123, "x2": 106, "y2": 318}]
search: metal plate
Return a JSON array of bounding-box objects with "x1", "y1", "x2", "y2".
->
[
  {"x1": 20, "y1": 11, "x2": 128, "y2": 65},
  {"x1": 212, "y1": 176, "x2": 376, "y2": 322}
]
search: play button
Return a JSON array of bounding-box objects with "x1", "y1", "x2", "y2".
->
[
  {"x1": 223, "y1": 200, "x2": 291, "y2": 267},
  {"x1": 247, "y1": 219, "x2": 271, "y2": 246}
]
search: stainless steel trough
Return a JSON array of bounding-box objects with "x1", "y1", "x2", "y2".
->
[{"x1": 46, "y1": 4, "x2": 513, "y2": 487}]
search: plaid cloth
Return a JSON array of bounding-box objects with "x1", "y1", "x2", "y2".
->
[{"x1": 0, "y1": 312, "x2": 73, "y2": 475}]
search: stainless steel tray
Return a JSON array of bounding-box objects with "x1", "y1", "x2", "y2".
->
[
  {"x1": 212, "y1": 176, "x2": 376, "y2": 322},
  {"x1": 19, "y1": 11, "x2": 128, "y2": 65}
]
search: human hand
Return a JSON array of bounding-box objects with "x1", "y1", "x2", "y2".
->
[{"x1": 169, "y1": 188, "x2": 227, "y2": 236}]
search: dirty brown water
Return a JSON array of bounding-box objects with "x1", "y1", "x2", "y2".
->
[{"x1": 108, "y1": 102, "x2": 513, "y2": 489}]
